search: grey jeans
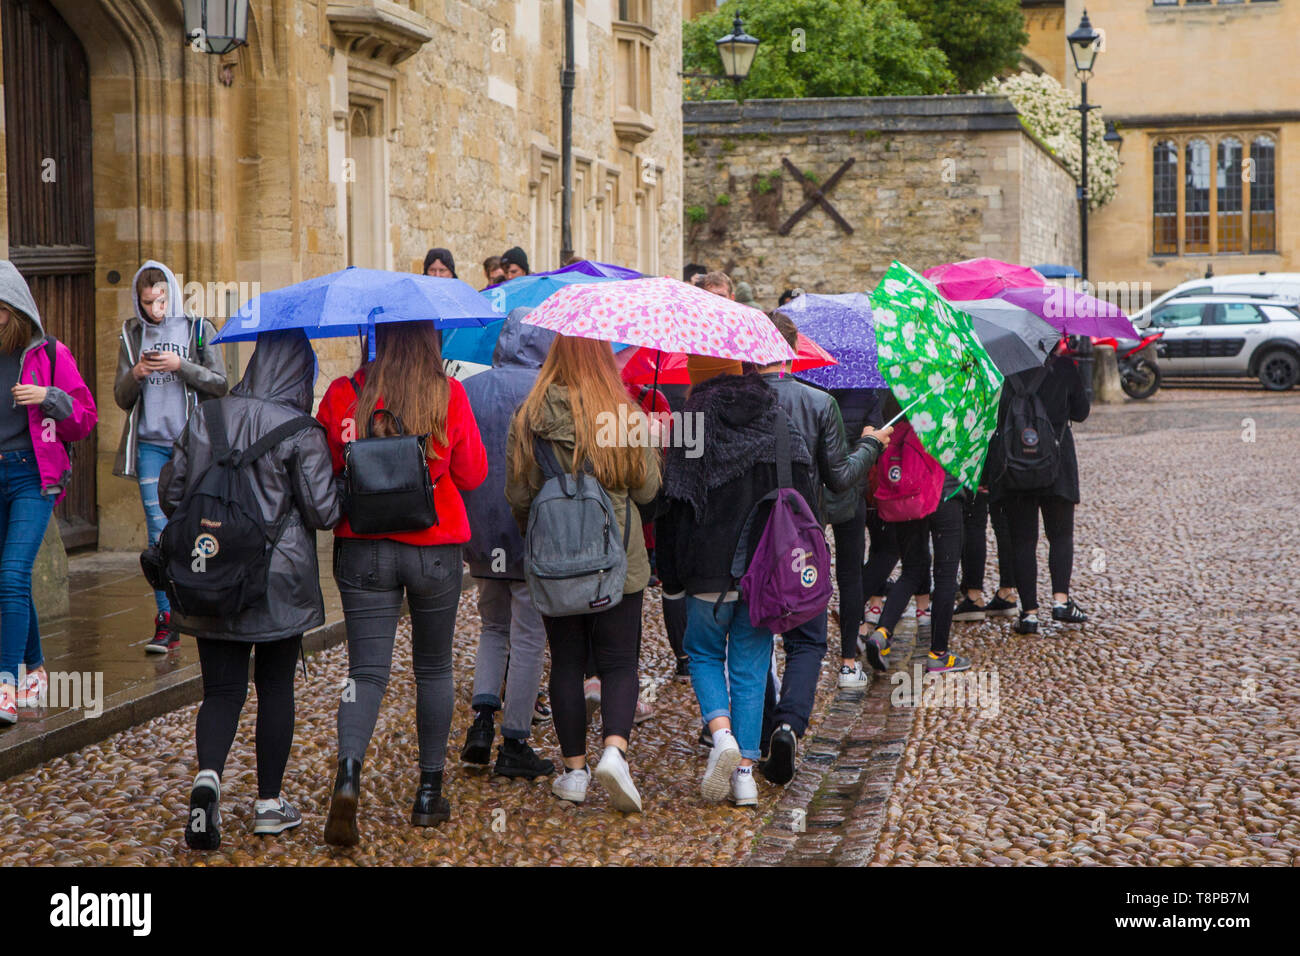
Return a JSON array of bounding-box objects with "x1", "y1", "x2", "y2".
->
[
  {"x1": 334, "y1": 538, "x2": 463, "y2": 773},
  {"x1": 471, "y1": 577, "x2": 548, "y2": 740}
]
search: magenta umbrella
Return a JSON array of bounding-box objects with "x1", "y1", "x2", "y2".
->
[
  {"x1": 521, "y1": 276, "x2": 795, "y2": 365},
  {"x1": 997, "y1": 285, "x2": 1140, "y2": 340},
  {"x1": 924, "y1": 257, "x2": 1047, "y2": 302}
]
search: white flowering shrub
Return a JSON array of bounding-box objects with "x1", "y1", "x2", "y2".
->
[{"x1": 981, "y1": 71, "x2": 1120, "y2": 210}]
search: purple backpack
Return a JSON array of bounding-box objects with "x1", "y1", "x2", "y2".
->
[{"x1": 730, "y1": 407, "x2": 833, "y2": 633}]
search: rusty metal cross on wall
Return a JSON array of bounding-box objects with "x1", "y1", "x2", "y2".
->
[{"x1": 778, "y1": 157, "x2": 856, "y2": 236}]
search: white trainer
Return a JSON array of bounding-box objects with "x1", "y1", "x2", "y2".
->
[
  {"x1": 729, "y1": 767, "x2": 758, "y2": 807},
  {"x1": 701, "y1": 732, "x2": 742, "y2": 803},
  {"x1": 593, "y1": 746, "x2": 642, "y2": 813},
  {"x1": 838, "y1": 661, "x2": 870, "y2": 688},
  {"x1": 552, "y1": 766, "x2": 591, "y2": 804}
]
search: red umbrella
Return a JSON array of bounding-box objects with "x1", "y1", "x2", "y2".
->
[
  {"x1": 618, "y1": 333, "x2": 836, "y2": 386},
  {"x1": 923, "y1": 257, "x2": 1047, "y2": 302}
]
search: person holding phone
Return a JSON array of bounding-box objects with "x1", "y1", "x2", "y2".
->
[{"x1": 113, "y1": 261, "x2": 228, "y2": 653}]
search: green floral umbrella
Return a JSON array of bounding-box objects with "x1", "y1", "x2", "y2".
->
[{"x1": 867, "y1": 261, "x2": 1005, "y2": 496}]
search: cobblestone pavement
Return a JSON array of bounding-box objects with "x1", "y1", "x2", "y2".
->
[
  {"x1": 1, "y1": 388, "x2": 1295, "y2": 866},
  {"x1": 869, "y1": 388, "x2": 1300, "y2": 866}
]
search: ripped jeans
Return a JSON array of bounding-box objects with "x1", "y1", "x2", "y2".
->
[{"x1": 137, "y1": 442, "x2": 172, "y2": 615}]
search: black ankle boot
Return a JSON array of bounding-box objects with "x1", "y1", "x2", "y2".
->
[
  {"x1": 411, "y1": 770, "x2": 451, "y2": 827},
  {"x1": 324, "y1": 757, "x2": 362, "y2": 847}
]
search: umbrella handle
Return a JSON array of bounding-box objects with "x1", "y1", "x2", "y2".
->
[{"x1": 883, "y1": 390, "x2": 930, "y2": 429}]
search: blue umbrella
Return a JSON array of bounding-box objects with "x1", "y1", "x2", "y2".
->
[
  {"x1": 443, "y1": 261, "x2": 641, "y2": 365},
  {"x1": 211, "y1": 267, "x2": 496, "y2": 344},
  {"x1": 1033, "y1": 263, "x2": 1082, "y2": 279},
  {"x1": 780, "y1": 292, "x2": 887, "y2": 389}
]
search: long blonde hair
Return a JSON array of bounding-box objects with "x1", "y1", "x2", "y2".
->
[
  {"x1": 512, "y1": 334, "x2": 657, "y2": 491},
  {"x1": 356, "y1": 322, "x2": 449, "y2": 449}
]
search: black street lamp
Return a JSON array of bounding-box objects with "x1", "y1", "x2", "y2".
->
[
  {"x1": 1068, "y1": 9, "x2": 1102, "y2": 396},
  {"x1": 183, "y1": 0, "x2": 250, "y2": 55},
  {"x1": 682, "y1": 13, "x2": 761, "y2": 91},
  {"x1": 1104, "y1": 119, "x2": 1123, "y2": 153}
]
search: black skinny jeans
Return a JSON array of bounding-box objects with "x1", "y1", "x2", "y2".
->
[
  {"x1": 545, "y1": 590, "x2": 644, "y2": 759},
  {"x1": 832, "y1": 498, "x2": 867, "y2": 659},
  {"x1": 862, "y1": 508, "x2": 930, "y2": 601},
  {"x1": 960, "y1": 490, "x2": 1015, "y2": 594},
  {"x1": 877, "y1": 498, "x2": 964, "y2": 656},
  {"x1": 195, "y1": 635, "x2": 301, "y2": 799},
  {"x1": 1002, "y1": 494, "x2": 1076, "y2": 612}
]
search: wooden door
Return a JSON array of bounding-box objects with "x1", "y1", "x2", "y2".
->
[{"x1": 3, "y1": 0, "x2": 97, "y2": 548}]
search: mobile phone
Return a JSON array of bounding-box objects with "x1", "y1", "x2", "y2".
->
[{"x1": 142, "y1": 349, "x2": 162, "y2": 360}]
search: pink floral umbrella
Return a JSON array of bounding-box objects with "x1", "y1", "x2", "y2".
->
[
  {"x1": 923, "y1": 258, "x2": 1047, "y2": 303},
  {"x1": 521, "y1": 276, "x2": 795, "y2": 365}
]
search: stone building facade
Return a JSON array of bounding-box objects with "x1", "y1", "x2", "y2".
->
[
  {"x1": 682, "y1": 96, "x2": 1080, "y2": 310},
  {"x1": 1025, "y1": 0, "x2": 1297, "y2": 295},
  {"x1": 0, "y1": 0, "x2": 682, "y2": 552}
]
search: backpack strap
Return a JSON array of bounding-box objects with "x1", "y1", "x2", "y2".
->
[
  {"x1": 205, "y1": 400, "x2": 231, "y2": 461},
  {"x1": 773, "y1": 406, "x2": 793, "y2": 490},
  {"x1": 1009, "y1": 365, "x2": 1050, "y2": 398},
  {"x1": 232, "y1": 415, "x2": 320, "y2": 468},
  {"x1": 45, "y1": 338, "x2": 57, "y2": 382},
  {"x1": 532, "y1": 435, "x2": 565, "y2": 480},
  {"x1": 723, "y1": 404, "x2": 795, "y2": 593}
]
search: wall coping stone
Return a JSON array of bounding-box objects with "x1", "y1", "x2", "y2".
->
[{"x1": 684, "y1": 95, "x2": 1023, "y2": 136}]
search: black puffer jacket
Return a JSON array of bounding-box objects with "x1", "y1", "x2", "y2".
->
[
  {"x1": 989, "y1": 353, "x2": 1090, "y2": 504},
  {"x1": 160, "y1": 329, "x2": 341, "y2": 642},
  {"x1": 657, "y1": 372, "x2": 817, "y2": 597},
  {"x1": 761, "y1": 372, "x2": 883, "y2": 523}
]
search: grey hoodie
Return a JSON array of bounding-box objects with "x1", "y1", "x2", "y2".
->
[
  {"x1": 461, "y1": 307, "x2": 556, "y2": 579},
  {"x1": 113, "y1": 260, "x2": 228, "y2": 479}
]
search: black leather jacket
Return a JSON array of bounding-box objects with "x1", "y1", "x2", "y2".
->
[{"x1": 761, "y1": 372, "x2": 882, "y2": 522}]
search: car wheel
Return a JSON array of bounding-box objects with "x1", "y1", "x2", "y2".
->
[{"x1": 1258, "y1": 350, "x2": 1300, "y2": 391}]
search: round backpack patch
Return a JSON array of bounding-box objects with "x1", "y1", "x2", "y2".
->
[
  {"x1": 1021, "y1": 427, "x2": 1039, "y2": 447},
  {"x1": 800, "y1": 566, "x2": 818, "y2": 588},
  {"x1": 195, "y1": 532, "x2": 220, "y2": 558},
  {"x1": 888, "y1": 465, "x2": 902, "y2": 483}
]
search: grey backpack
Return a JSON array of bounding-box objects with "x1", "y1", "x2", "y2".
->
[{"x1": 524, "y1": 437, "x2": 630, "y2": 618}]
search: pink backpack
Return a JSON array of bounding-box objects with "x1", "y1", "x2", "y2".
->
[{"x1": 872, "y1": 421, "x2": 944, "y2": 523}]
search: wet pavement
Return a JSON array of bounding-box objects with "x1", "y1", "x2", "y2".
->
[{"x1": 0, "y1": 387, "x2": 1296, "y2": 865}]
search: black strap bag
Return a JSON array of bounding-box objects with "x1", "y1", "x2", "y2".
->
[{"x1": 341, "y1": 379, "x2": 437, "y2": 535}]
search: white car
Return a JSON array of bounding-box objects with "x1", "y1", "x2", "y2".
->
[
  {"x1": 1132, "y1": 273, "x2": 1300, "y2": 329},
  {"x1": 1149, "y1": 295, "x2": 1300, "y2": 390}
]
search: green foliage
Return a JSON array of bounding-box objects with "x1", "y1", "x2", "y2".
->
[
  {"x1": 897, "y1": 0, "x2": 1028, "y2": 92},
  {"x1": 683, "y1": 0, "x2": 954, "y2": 101},
  {"x1": 803, "y1": 170, "x2": 820, "y2": 185},
  {"x1": 755, "y1": 170, "x2": 782, "y2": 194},
  {"x1": 715, "y1": 193, "x2": 732, "y2": 207},
  {"x1": 686, "y1": 205, "x2": 708, "y2": 224}
]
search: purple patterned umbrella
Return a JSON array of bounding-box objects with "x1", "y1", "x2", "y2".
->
[
  {"x1": 779, "y1": 292, "x2": 887, "y2": 389},
  {"x1": 997, "y1": 285, "x2": 1139, "y2": 340}
]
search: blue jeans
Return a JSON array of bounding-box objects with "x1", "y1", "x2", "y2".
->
[
  {"x1": 684, "y1": 597, "x2": 773, "y2": 760},
  {"x1": 137, "y1": 442, "x2": 172, "y2": 614},
  {"x1": 0, "y1": 452, "x2": 55, "y2": 685}
]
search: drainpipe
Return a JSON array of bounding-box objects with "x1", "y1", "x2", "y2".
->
[{"x1": 560, "y1": 0, "x2": 575, "y2": 263}]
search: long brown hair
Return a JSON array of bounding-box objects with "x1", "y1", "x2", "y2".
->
[
  {"x1": 355, "y1": 322, "x2": 449, "y2": 449},
  {"x1": 512, "y1": 334, "x2": 656, "y2": 492},
  {"x1": 0, "y1": 303, "x2": 34, "y2": 355}
]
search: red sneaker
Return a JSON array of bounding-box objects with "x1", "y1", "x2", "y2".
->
[{"x1": 145, "y1": 612, "x2": 179, "y2": 654}]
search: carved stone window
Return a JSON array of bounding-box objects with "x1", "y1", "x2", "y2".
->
[{"x1": 613, "y1": 4, "x2": 656, "y2": 143}]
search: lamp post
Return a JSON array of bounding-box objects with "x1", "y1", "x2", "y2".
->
[
  {"x1": 182, "y1": 0, "x2": 250, "y2": 54},
  {"x1": 1067, "y1": 9, "x2": 1102, "y2": 396},
  {"x1": 681, "y1": 13, "x2": 761, "y2": 92}
]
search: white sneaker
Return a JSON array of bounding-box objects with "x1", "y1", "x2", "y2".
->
[
  {"x1": 701, "y1": 732, "x2": 742, "y2": 803},
  {"x1": 593, "y1": 746, "x2": 642, "y2": 813},
  {"x1": 633, "y1": 698, "x2": 654, "y2": 724},
  {"x1": 729, "y1": 767, "x2": 758, "y2": 807},
  {"x1": 838, "y1": 661, "x2": 870, "y2": 688},
  {"x1": 583, "y1": 677, "x2": 601, "y2": 721},
  {"x1": 552, "y1": 766, "x2": 591, "y2": 804}
]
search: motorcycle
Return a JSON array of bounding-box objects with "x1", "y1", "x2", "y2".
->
[{"x1": 1091, "y1": 332, "x2": 1164, "y2": 400}]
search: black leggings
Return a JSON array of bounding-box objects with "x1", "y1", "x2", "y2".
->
[
  {"x1": 960, "y1": 490, "x2": 1015, "y2": 594},
  {"x1": 545, "y1": 590, "x2": 644, "y2": 758},
  {"x1": 877, "y1": 498, "x2": 963, "y2": 655},
  {"x1": 1002, "y1": 494, "x2": 1076, "y2": 612},
  {"x1": 195, "y1": 635, "x2": 301, "y2": 800},
  {"x1": 832, "y1": 499, "x2": 867, "y2": 659},
  {"x1": 862, "y1": 508, "x2": 930, "y2": 600}
]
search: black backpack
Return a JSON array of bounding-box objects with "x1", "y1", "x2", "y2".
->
[
  {"x1": 994, "y1": 366, "x2": 1063, "y2": 492},
  {"x1": 159, "y1": 401, "x2": 318, "y2": 618}
]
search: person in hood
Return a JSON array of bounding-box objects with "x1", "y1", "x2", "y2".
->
[
  {"x1": 505, "y1": 335, "x2": 661, "y2": 813},
  {"x1": 114, "y1": 261, "x2": 228, "y2": 653},
  {"x1": 422, "y1": 248, "x2": 456, "y2": 278},
  {"x1": 458, "y1": 308, "x2": 557, "y2": 779},
  {"x1": 0, "y1": 262, "x2": 97, "y2": 726},
  {"x1": 158, "y1": 328, "x2": 340, "y2": 849},
  {"x1": 317, "y1": 320, "x2": 487, "y2": 846},
  {"x1": 500, "y1": 246, "x2": 530, "y2": 279},
  {"x1": 656, "y1": 363, "x2": 820, "y2": 808}
]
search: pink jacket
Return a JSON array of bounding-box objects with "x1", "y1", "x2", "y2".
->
[{"x1": 18, "y1": 338, "x2": 98, "y2": 505}]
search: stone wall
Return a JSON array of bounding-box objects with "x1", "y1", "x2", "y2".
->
[
  {"x1": 0, "y1": 0, "x2": 682, "y2": 551},
  {"x1": 682, "y1": 96, "x2": 1080, "y2": 310}
]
